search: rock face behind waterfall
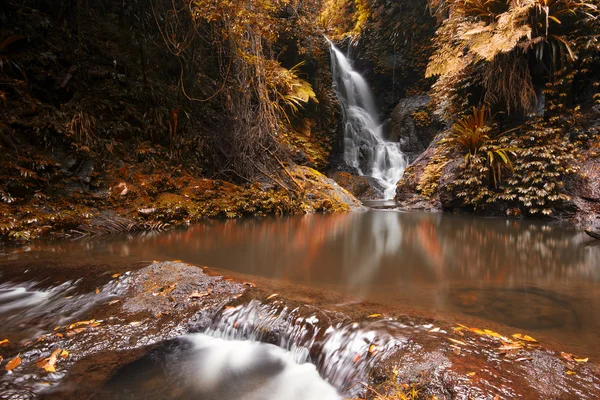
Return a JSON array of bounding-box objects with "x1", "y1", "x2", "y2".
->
[{"x1": 386, "y1": 95, "x2": 442, "y2": 163}]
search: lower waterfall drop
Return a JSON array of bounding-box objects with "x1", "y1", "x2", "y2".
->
[{"x1": 328, "y1": 39, "x2": 407, "y2": 199}]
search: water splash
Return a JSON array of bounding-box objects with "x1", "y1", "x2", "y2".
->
[
  {"x1": 199, "y1": 300, "x2": 409, "y2": 397},
  {"x1": 105, "y1": 334, "x2": 342, "y2": 400},
  {"x1": 328, "y1": 39, "x2": 407, "y2": 199}
]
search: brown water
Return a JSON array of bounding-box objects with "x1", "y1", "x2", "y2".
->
[{"x1": 2, "y1": 210, "x2": 599, "y2": 360}]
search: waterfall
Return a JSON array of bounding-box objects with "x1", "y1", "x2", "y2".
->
[{"x1": 327, "y1": 39, "x2": 407, "y2": 200}]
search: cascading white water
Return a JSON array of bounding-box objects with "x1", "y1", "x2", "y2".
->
[{"x1": 328, "y1": 39, "x2": 407, "y2": 199}]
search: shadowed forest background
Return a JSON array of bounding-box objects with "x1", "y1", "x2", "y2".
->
[{"x1": 1, "y1": 0, "x2": 600, "y2": 243}]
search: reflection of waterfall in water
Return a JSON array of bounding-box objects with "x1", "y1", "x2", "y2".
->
[{"x1": 328, "y1": 39, "x2": 407, "y2": 199}]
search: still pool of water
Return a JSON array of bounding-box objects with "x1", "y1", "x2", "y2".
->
[{"x1": 2, "y1": 210, "x2": 600, "y2": 360}]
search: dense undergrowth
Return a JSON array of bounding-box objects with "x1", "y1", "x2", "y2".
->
[{"x1": 395, "y1": 0, "x2": 600, "y2": 219}]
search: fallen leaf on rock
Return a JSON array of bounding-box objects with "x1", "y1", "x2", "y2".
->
[
  {"x1": 68, "y1": 320, "x2": 100, "y2": 329},
  {"x1": 467, "y1": 372, "x2": 476, "y2": 376},
  {"x1": 498, "y1": 343, "x2": 523, "y2": 352},
  {"x1": 484, "y1": 329, "x2": 511, "y2": 342},
  {"x1": 515, "y1": 357, "x2": 533, "y2": 362},
  {"x1": 566, "y1": 370, "x2": 576, "y2": 375},
  {"x1": 5, "y1": 355, "x2": 21, "y2": 372},
  {"x1": 112, "y1": 273, "x2": 120, "y2": 278},
  {"x1": 129, "y1": 321, "x2": 142, "y2": 326},
  {"x1": 512, "y1": 333, "x2": 537, "y2": 343},
  {"x1": 429, "y1": 327, "x2": 440, "y2": 333},
  {"x1": 95, "y1": 288, "x2": 100, "y2": 294},
  {"x1": 0, "y1": 339, "x2": 9, "y2": 347},
  {"x1": 574, "y1": 357, "x2": 589, "y2": 363},
  {"x1": 108, "y1": 300, "x2": 121, "y2": 305},
  {"x1": 266, "y1": 294, "x2": 278, "y2": 300},
  {"x1": 54, "y1": 333, "x2": 64, "y2": 338},
  {"x1": 60, "y1": 350, "x2": 68, "y2": 359},
  {"x1": 23, "y1": 341, "x2": 31, "y2": 347},
  {"x1": 368, "y1": 344, "x2": 376, "y2": 354},
  {"x1": 473, "y1": 328, "x2": 488, "y2": 336},
  {"x1": 448, "y1": 338, "x2": 467, "y2": 346},
  {"x1": 367, "y1": 314, "x2": 382, "y2": 318},
  {"x1": 172, "y1": 260, "x2": 182, "y2": 263},
  {"x1": 37, "y1": 349, "x2": 62, "y2": 372},
  {"x1": 66, "y1": 328, "x2": 86, "y2": 337},
  {"x1": 561, "y1": 352, "x2": 574, "y2": 362}
]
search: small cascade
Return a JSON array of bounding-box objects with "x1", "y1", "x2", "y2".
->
[
  {"x1": 328, "y1": 39, "x2": 407, "y2": 199},
  {"x1": 198, "y1": 300, "x2": 409, "y2": 397},
  {"x1": 0, "y1": 278, "x2": 126, "y2": 340}
]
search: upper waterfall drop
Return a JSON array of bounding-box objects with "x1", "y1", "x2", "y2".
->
[{"x1": 327, "y1": 39, "x2": 407, "y2": 200}]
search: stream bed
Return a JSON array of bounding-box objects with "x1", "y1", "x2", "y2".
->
[{"x1": 1, "y1": 210, "x2": 600, "y2": 398}]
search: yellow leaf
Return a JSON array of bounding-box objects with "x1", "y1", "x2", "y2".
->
[
  {"x1": 468, "y1": 328, "x2": 486, "y2": 335},
  {"x1": 5, "y1": 355, "x2": 21, "y2": 372},
  {"x1": 0, "y1": 339, "x2": 9, "y2": 347},
  {"x1": 566, "y1": 370, "x2": 576, "y2": 375},
  {"x1": 367, "y1": 314, "x2": 382, "y2": 318},
  {"x1": 368, "y1": 344, "x2": 376, "y2": 354},
  {"x1": 512, "y1": 333, "x2": 537, "y2": 342},
  {"x1": 429, "y1": 327, "x2": 440, "y2": 333},
  {"x1": 266, "y1": 293, "x2": 278, "y2": 300},
  {"x1": 37, "y1": 349, "x2": 62, "y2": 373},
  {"x1": 111, "y1": 273, "x2": 120, "y2": 278},
  {"x1": 574, "y1": 357, "x2": 589, "y2": 363},
  {"x1": 467, "y1": 372, "x2": 476, "y2": 376},
  {"x1": 60, "y1": 350, "x2": 69, "y2": 359}
]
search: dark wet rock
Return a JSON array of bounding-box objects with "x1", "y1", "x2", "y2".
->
[
  {"x1": 122, "y1": 262, "x2": 246, "y2": 314},
  {"x1": 586, "y1": 229, "x2": 600, "y2": 240},
  {"x1": 388, "y1": 95, "x2": 442, "y2": 163},
  {"x1": 0, "y1": 262, "x2": 247, "y2": 399},
  {"x1": 75, "y1": 159, "x2": 95, "y2": 184},
  {"x1": 394, "y1": 140, "x2": 442, "y2": 211},
  {"x1": 565, "y1": 151, "x2": 600, "y2": 229}
]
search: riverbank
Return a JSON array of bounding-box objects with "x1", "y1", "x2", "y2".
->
[
  {"x1": 0, "y1": 159, "x2": 363, "y2": 244},
  {"x1": 1, "y1": 260, "x2": 598, "y2": 399}
]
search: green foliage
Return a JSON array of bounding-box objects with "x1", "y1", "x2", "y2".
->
[
  {"x1": 445, "y1": 113, "x2": 577, "y2": 216},
  {"x1": 440, "y1": 106, "x2": 516, "y2": 186},
  {"x1": 497, "y1": 117, "x2": 577, "y2": 216},
  {"x1": 441, "y1": 106, "x2": 490, "y2": 157}
]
